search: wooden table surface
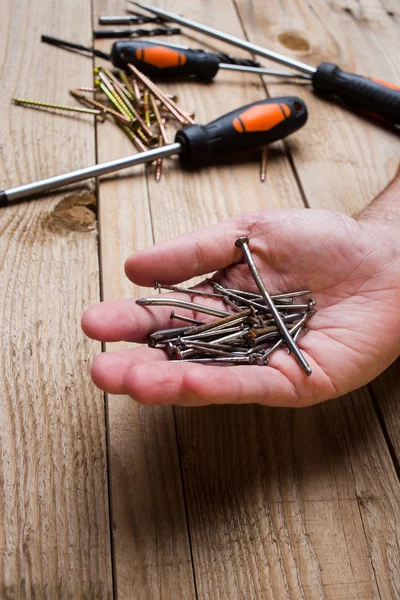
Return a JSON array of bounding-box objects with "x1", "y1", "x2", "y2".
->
[{"x1": 1, "y1": 0, "x2": 400, "y2": 598}]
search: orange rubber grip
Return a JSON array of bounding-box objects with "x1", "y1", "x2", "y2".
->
[
  {"x1": 135, "y1": 46, "x2": 187, "y2": 68},
  {"x1": 176, "y1": 97, "x2": 308, "y2": 165},
  {"x1": 371, "y1": 77, "x2": 400, "y2": 92},
  {"x1": 233, "y1": 103, "x2": 291, "y2": 133}
]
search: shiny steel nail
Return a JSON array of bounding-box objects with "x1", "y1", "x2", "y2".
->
[
  {"x1": 170, "y1": 311, "x2": 202, "y2": 325},
  {"x1": 136, "y1": 297, "x2": 231, "y2": 317},
  {"x1": 235, "y1": 237, "x2": 311, "y2": 376},
  {"x1": 181, "y1": 341, "x2": 234, "y2": 357},
  {"x1": 185, "y1": 310, "x2": 253, "y2": 335},
  {"x1": 148, "y1": 326, "x2": 190, "y2": 346},
  {"x1": 261, "y1": 311, "x2": 312, "y2": 363},
  {"x1": 183, "y1": 326, "x2": 244, "y2": 341},
  {"x1": 154, "y1": 282, "x2": 224, "y2": 298},
  {"x1": 174, "y1": 356, "x2": 258, "y2": 365}
]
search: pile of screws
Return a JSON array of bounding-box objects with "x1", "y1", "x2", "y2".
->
[
  {"x1": 137, "y1": 237, "x2": 315, "y2": 372},
  {"x1": 12, "y1": 64, "x2": 194, "y2": 182}
]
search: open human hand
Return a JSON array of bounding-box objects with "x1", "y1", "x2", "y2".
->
[{"x1": 82, "y1": 208, "x2": 400, "y2": 407}]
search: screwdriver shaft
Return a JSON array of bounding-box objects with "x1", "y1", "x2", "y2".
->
[
  {"x1": 219, "y1": 63, "x2": 312, "y2": 80},
  {"x1": 1, "y1": 143, "x2": 181, "y2": 204},
  {"x1": 136, "y1": 3, "x2": 316, "y2": 75}
]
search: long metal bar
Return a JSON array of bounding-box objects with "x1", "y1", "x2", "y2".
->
[
  {"x1": 1, "y1": 143, "x2": 182, "y2": 204},
  {"x1": 219, "y1": 63, "x2": 312, "y2": 80},
  {"x1": 136, "y1": 3, "x2": 316, "y2": 75}
]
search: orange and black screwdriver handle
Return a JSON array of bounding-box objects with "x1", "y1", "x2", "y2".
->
[
  {"x1": 176, "y1": 97, "x2": 307, "y2": 165},
  {"x1": 313, "y1": 63, "x2": 400, "y2": 124},
  {"x1": 111, "y1": 40, "x2": 221, "y2": 79}
]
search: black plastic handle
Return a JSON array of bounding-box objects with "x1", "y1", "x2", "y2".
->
[
  {"x1": 176, "y1": 97, "x2": 308, "y2": 165},
  {"x1": 111, "y1": 41, "x2": 220, "y2": 79},
  {"x1": 313, "y1": 63, "x2": 400, "y2": 124}
]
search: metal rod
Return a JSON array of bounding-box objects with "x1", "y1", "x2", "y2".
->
[
  {"x1": 219, "y1": 63, "x2": 312, "y2": 80},
  {"x1": 1, "y1": 143, "x2": 182, "y2": 203},
  {"x1": 135, "y1": 3, "x2": 316, "y2": 75},
  {"x1": 235, "y1": 237, "x2": 312, "y2": 375},
  {"x1": 136, "y1": 297, "x2": 231, "y2": 317}
]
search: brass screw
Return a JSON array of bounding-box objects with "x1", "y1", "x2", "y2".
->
[
  {"x1": 128, "y1": 63, "x2": 188, "y2": 124},
  {"x1": 102, "y1": 68, "x2": 155, "y2": 139},
  {"x1": 97, "y1": 71, "x2": 134, "y2": 120},
  {"x1": 70, "y1": 90, "x2": 130, "y2": 124},
  {"x1": 12, "y1": 97, "x2": 103, "y2": 116},
  {"x1": 149, "y1": 93, "x2": 169, "y2": 143},
  {"x1": 97, "y1": 80, "x2": 129, "y2": 118},
  {"x1": 143, "y1": 90, "x2": 151, "y2": 126},
  {"x1": 155, "y1": 135, "x2": 163, "y2": 182}
]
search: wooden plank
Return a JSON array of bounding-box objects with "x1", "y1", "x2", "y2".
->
[
  {"x1": 369, "y1": 359, "x2": 400, "y2": 472},
  {"x1": 93, "y1": 1, "x2": 197, "y2": 597},
  {"x1": 0, "y1": 0, "x2": 113, "y2": 598}
]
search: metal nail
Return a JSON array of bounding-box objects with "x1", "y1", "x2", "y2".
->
[
  {"x1": 235, "y1": 237, "x2": 312, "y2": 376},
  {"x1": 261, "y1": 311, "x2": 312, "y2": 363},
  {"x1": 170, "y1": 311, "x2": 202, "y2": 325},
  {"x1": 148, "y1": 326, "x2": 191, "y2": 346},
  {"x1": 155, "y1": 282, "x2": 224, "y2": 299},
  {"x1": 136, "y1": 297, "x2": 231, "y2": 317},
  {"x1": 185, "y1": 310, "x2": 253, "y2": 335}
]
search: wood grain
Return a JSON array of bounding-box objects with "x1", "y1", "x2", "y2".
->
[
  {"x1": 93, "y1": 1, "x2": 197, "y2": 597},
  {"x1": 3, "y1": 0, "x2": 399, "y2": 598},
  {"x1": 0, "y1": 1, "x2": 112, "y2": 597}
]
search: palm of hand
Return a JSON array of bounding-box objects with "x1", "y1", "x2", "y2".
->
[
  {"x1": 210, "y1": 210, "x2": 400, "y2": 400},
  {"x1": 82, "y1": 209, "x2": 400, "y2": 407}
]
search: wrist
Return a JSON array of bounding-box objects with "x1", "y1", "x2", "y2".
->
[
  {"x1": 355, "y1": 171, "x2": 400, "y2": 258},
  {"x1": 358, "y1": 218, "x2": 400, "y2": 261}
]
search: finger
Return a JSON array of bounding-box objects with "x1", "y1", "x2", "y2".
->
[
  {"x1": 91, "y1": 346, "x2": 167, "y2": 394},
  {"x1": 122, "y1": 352, "x2": 328, "y2": 407},
  {"x1": 81, "y1": 290, "x2": 226, "y2": 342},
  {"x1": 125, "y1": 217, "x2": 247, "y2": 286}
]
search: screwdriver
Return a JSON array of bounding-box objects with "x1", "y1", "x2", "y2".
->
[
  {"x1": 136, "y1": 3, "x2": 400, "y2": 124},
  {"x1": 0, "y1": 97, "x2": 307, "y2": 205},
  {"x1": 41, "y1": 35, "x2": 311, "y2": 81},
  {"x1": 110, "y1": 40, "x2": 311, "y2": 80}
]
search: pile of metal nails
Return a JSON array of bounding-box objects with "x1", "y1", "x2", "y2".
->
[
  {"x1": 12, "y1": 64, "x2": 194, "y2": 182},
  {"x1": 137, "y1": 237, "x2": 315, "y2": 372}
]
